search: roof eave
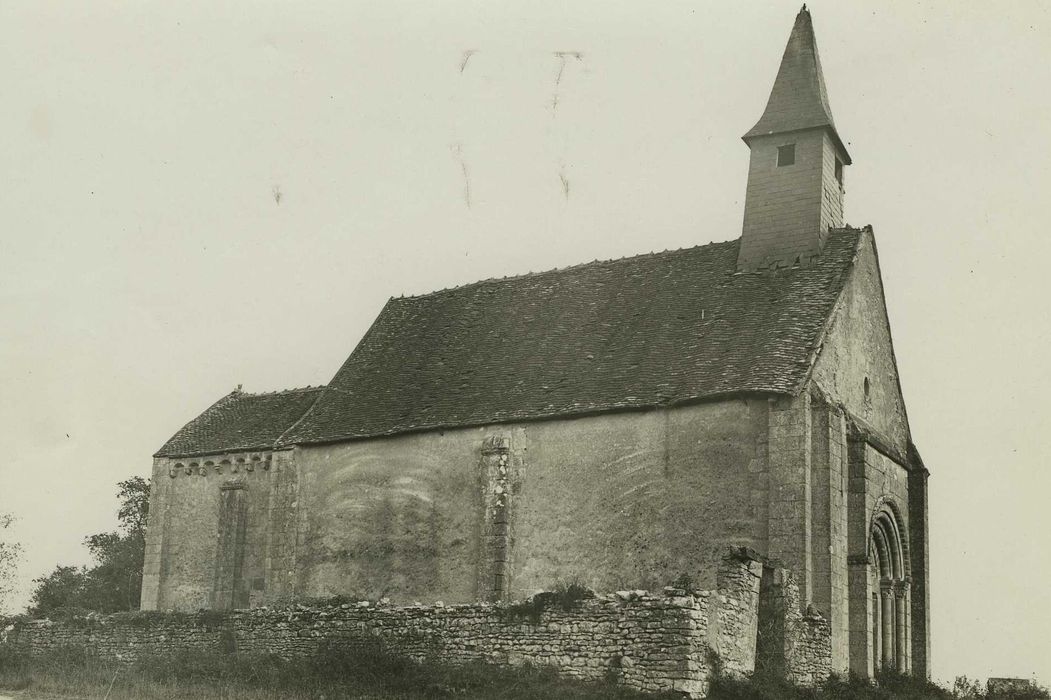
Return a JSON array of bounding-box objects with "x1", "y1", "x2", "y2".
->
[
  {"x1": 741, "y1": 124, "x2": 852, "y2": 165},
  {"x1": 281, "y1": 389, "x2": 793, "y2": 449},
  {"x1": 153, "y1": 444, "x2": 289, "y2": 460}
]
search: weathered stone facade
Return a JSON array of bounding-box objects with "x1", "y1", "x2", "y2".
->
[
  {"x1": 9, "y1": 552, "x2": 831, "y2": 698},
  {"x1": 140, "y1": 449, "x2": 300, "y2": 611},
  {"x1": 141, "y1": 341, "x2": 928, "y2": 680},
  {"x1": 144, "y1": 400, "x2": 773, "y2": 611}
]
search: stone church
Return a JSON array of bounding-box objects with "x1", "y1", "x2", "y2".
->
[{"x1": 142, "y1": 7, "x2": 931, "y2": 680}]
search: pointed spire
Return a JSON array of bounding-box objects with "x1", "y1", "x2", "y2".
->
[{"x1": 743, "y1": 6, "x2": 850, "y2": 163}]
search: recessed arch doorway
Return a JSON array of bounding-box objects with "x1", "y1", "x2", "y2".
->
[{"x1": 868, "y1": 500, "x2": 910, "y2": 674}]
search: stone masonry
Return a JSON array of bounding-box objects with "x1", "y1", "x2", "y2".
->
[{"x1": 4, "y1": 550, "x2": 831, "y2": 699}]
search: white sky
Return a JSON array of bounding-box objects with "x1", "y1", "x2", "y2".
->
[{"x1": 2, "y1": 0, "x2": 1050, "y2": 686}]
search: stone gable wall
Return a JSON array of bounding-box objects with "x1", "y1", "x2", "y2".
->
[
  {"x1": 810, "y1": 230, "x2": 910, "y2": 457},
  {"x1": 4, "y1": 553, "x2": 831, "y2": 699}
]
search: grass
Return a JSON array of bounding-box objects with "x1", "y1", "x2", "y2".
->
[
  {"x1": 0, "y1": 642, "x2": 680, "y2": 700},
  {"x1": 708, "y1": 670, "x2": 1050, "y2": 700},
  {"x1": 1, "y1": 644, "x2": 1047, "y2": 699},
  {"x1": 710, "y1": 671, "x2": 949, "y2": 699}
]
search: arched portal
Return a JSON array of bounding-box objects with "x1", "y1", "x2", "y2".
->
[{"x1": 868, "y1": 501, "x2": 909, "y2": 674}]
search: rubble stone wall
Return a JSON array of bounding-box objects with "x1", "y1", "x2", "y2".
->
[
  {"x1": 4, "y1": 553, "x2": 831, "y2": 699},
  {"x1": 755, "y1": 566, "x2": 833, "y2": 686}
]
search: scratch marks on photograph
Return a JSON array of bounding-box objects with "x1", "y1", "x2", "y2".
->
[
  {"x1": 459, "y1": 50, "x2": 476, "y2": 73},
  {"x1": 551, "y1": 51, "x2": 583, "y2": 115},
  {"x1": 450, "y1": 142, "x2": 471, "y2": 209}
]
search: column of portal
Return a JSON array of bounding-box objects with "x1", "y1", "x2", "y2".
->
[
  {"x1": 881, "y1": 581, "x2": 895, "y2": 670},
  {"x1": 895, "y1": 581, "x2": 910, "y2": 673},
  {"x1": 872, "y1": 591, "x2": 881, "y2": 671}
]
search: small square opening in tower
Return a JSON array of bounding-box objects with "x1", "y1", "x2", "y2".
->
[
  {"x1": 776, "y1": 144, "x2": 795, "y2": 167},
  {"x1": 835, "y1": 157, "x2": 844, "y2": 186}
]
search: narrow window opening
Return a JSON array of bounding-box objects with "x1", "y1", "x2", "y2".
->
[
  {"x1": 863, "y1": 377, "x2": 871, "y2": 402},
  {"x1": 835, "y1": 157, "x2": 844, "y2": 186},
  {"x1": 777, "y1": 143, "x2": 796, "y2": 167}
]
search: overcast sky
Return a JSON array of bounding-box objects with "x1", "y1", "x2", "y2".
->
[{"x1": 2, "y1": 0, "x2": 1050, "y2": 686}]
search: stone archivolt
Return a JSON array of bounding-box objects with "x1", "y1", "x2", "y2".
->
[{"x1": 869, "y1": 501, "x2": 910, "y2": 674}]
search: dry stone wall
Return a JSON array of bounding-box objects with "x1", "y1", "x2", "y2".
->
[
  {"x1": 755, "y1": 566, "x2": 832, "y2": 686},
  {"x1": 3, "y1": 551, "x2": 830, "y2": 699}
]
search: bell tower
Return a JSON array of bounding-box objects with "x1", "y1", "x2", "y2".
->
[{"x1": 738, "y1": 6, "x2": 852, "y2": 271}]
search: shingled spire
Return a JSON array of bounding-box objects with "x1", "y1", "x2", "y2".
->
[{"x1": 737, "y1": 6, "x2": 851, "y2": 272}]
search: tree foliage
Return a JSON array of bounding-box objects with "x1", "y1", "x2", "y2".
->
[
  {"x1": 0, "y1": 513, "x2": 23, "y2": 614},
  {"x1": 29, "y1": 477, "x2": 149, "y2": 617}
]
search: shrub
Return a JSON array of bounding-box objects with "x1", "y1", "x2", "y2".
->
[
  {"x1": 501, "y1": 595, "x2": 549, "y2": 623},
  {"x1": 708, "y1": 669, "x2": 957, "y2": 700},
  {"x1": 873, "y1": 670, "x2": 955, "y2": 698},
  {"x1": 501, "y1": 578, "x2": 596, "y2": 623},
  {"x1": 0, "y1": 645, "x2": 31, "y2": 690},
  {"x1": 670, "y1": 572, "x2": 696, "y2": 591},
  {"x1": 707, "y1": 669, "x2": 813, "y2": 700}
]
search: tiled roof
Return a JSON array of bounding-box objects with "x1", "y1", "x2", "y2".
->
[
  {"x1": 743, "y1": 7, "x2": 851, "y2": 164},
  {"x1": 280, "y1": 228, "x2": 864, "y2": 445},
  {"x1": 155, "y1": 387, "x2": 324, "y2": 457}
]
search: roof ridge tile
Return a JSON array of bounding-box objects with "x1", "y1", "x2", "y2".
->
[
  {"x1": 397, "y1": 239, "x2": 734, "y2": 301},
  {"x1": 237, "y1": 385, "x2": 326, "y2": 398}
]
